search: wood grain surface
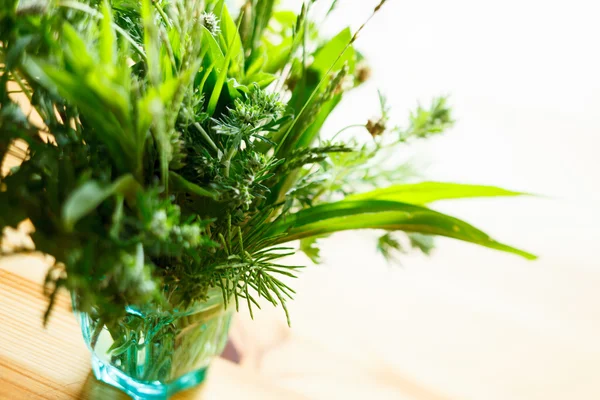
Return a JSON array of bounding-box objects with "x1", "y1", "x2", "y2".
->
[{"x1": 0, "y1": 259, "x2": 306, "y2": 400}]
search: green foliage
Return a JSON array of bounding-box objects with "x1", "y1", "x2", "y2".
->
[
  {"x1": 267, "y1": 199, "x2": 536, "y2": 260},
  {"x1": 62, "y1": 174, "x2": 140, "y2": 231},
  {"x1": 401, "y1": 97, "x2": 454, "y2": 142},
  {"x1": 299, "y1": 236, "x2": 323, "y2": 264},
  {"x1": 346, "y1": 182, "x2": 526, "y2": 204},
  {"x1": 0, "y1": 0, "x2": 534, "y2": 326}
]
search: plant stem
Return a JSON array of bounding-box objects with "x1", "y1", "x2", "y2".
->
[
  {"x1": 153, "y1": 2, "x2": 173, "y2": 29},
  {"x1": 330, "y1": 124, "x2": 366, "y2": 142},
  {"x1": 193, "y1": 122, "x2": 219, "y2": 153},
  {"x1": 223, "y1": 147, "x2": 237, "y2": 178}
]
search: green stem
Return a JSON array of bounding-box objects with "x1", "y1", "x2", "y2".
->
[
  {"x1": 223, "y1": 147, "x2": 237, "y2": 178},
  {"x1": 330, "y1": 124, "x2": 366, "y2": 142},
  {"x1": 152, "y1": 2, "x2": 172, "y2": 29},
  {"x1": 193, "y1": 122, "x2": 219, "y2": 153}
]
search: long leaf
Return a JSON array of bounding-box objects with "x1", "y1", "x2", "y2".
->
[
  {"x1": 275, "y1": 28, "x2": 355, "y2": 157},
  {"x1": 251, "y1": 0, "x2": 276, "y2": 52},
  {"x1": 207, "y1": 6, "x2": 243, "y2": 116},
  {"x1": 217, "y1": 4, "x2": 244, "y2": 76},
  {"x1": 345, "y1": 182, "x2": 527, "y2": 205},
  {"x1": 62, "y1": 175, "x2": 140, "y2": 231},
  {"x1": 27, "y1": 59, "x2": 136, "y2": 174},
  {"x1": 141, "y1": 0, "x2": 171, "y2": 187},
  {"x1": 269, "y1": 200, "x2": 536, "y2": 259},
  {"x1": 310, "y1": 28, "x2": 356, "y2": 75},
  {"x1": 99, "y1": 2, "x2": 115, "y2": 66}
]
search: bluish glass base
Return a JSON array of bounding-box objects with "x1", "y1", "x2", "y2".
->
[{"x1": 91, "y1": 353, "x2": 208, "y2": 400}]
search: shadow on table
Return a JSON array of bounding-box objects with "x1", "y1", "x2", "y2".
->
[
  {"x1": 79, "y1": 372, "x2": 129, "y2": 400},
  {"x1": 78, "y1": 371, "x2": 210, "y2": 400}
]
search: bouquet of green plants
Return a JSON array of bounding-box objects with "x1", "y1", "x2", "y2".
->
[{"x1": 0, "y1": 0, "x2": 535, "y2": 328}]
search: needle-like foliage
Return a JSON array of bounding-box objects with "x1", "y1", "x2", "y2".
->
[{"x1": 0, "y1": 0, "x2": 535, "y2": 326}]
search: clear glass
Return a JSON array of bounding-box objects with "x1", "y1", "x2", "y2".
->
[{"x1": 74, "y1": 289, "x2": 233, "y2": 399}]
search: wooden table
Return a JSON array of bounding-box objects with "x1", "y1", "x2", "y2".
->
[{"x1": 0, "y1": 256, "x2": 305, "y2": 400}]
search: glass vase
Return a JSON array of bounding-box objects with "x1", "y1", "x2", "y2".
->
[{"x1": 73, "y1": 289, "x2": 233, "y2": 399}]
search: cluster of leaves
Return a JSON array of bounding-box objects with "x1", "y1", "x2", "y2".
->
[{"x1": 0, "y1": 0, "x2": 534, "y2": 326}]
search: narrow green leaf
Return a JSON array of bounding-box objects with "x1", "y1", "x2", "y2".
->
[
  {"x1": 61, "y1": 23, "x2": 95, "y2": 72},
  {"x1": 217, "y1": 5, "x2": 244, "y2": 75},
  {"x1": 135, "y1": 92, "x2": 155, "y2": 160},
  {"x1": 27, "y1": 58, "x2": 136, "y2": 173},
  {"x1": 99, "y1": 1, "x2": 115, "y2": 66},
  {"x1": 250, "y1": 0, "x2": 276, "y2": 52},
  {"x1": 295, "y1": 94, "x2": 342, "y2": 149},
  {"x1": 62, "y1": 175, "x2": 140, "y2": 231},
  {"x1": 207, "y1": 12, "x2": 243, "y2": 116},
  {"x1": 198, "y1": 64, "x2": 215, "y2": 95},
  {"x1": 311, "y1": 28, "x2": 356, "y2": 75},
  {"x1": 345, "y1": 182, "x2": 527, "y2": 205},
  {"x1": 270, "y1": 200, "x2": 536, "y2": 260},
  {"x1": 243, "y1": 72, "x2": 276, "y2": 88},
  {"x1": 57, "y1": 1, "x2": 146, "y2": 59},
  {"x1": 201, "y1": 26, "x2": 225, "y2": 64},
  {"x1": 275, "y1": 28, "x2": 355, "y2": 157},
  {"x1": 141, "y1": 0, "x2": 160, "y2": 86},
  {"x1": 263, "y1": 37, "x2": 293, "y2": 74}
]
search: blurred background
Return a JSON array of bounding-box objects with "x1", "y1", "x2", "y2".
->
[{"x1": 229, "y1": 1, "x2": 600, "y2": 399}]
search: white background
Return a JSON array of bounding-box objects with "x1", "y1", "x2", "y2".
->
[{"x1": 252, "y1": 1, "x2": 600, "y2": 399}]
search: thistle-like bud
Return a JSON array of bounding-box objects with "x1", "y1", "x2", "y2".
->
[{"x1": 201, "y1": 12, "x2": 221, "y2": 36}]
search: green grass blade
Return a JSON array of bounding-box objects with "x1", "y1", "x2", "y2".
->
[
  {"x1": 269, "y1": 200, "x2": 536, "y2": 260},
  {"x1": 99, "y1": 1, "x2": 115, "y2": 66},
  {"x1": 275, "y1": 29, "x2": 354, "y2": 156},
  {"x1": 207, "y1": 7, "x2": 244, "y2": 116},
  {"x1": 345, "y1": 182, "x2": 528, "y2": 204},
  {"x1": 58, "y1": 0, "x2": 146, "y2": 60},
  {"x1": 217, "y1": 4, "x2": 244, "y2": 75}
]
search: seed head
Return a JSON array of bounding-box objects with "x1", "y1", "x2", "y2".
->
[{"x1": 201, "y1": 12, "x2": 221, "y2": 36}]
